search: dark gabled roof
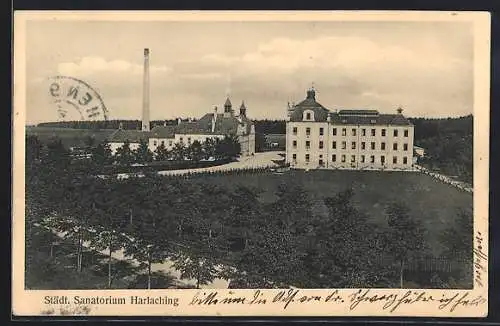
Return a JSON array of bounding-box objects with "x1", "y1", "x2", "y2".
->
[
  {"x1": 146, "y1": 113, "x2": 255, "y2": 138},
  {"x1": 150, "y1": 125, "x2": 176, "y2": 138},
  {"x1": 330, "y1": 113, "x2": 412, "y2": 126},
  {"x1": 107, "y1": 129, "x2": 150, "y2": 143},
  {"x1": 197, "y1": 113, "x2": 254, "y2": 135}
]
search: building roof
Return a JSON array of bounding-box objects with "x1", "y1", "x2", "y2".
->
[
  {"x1": 330, "y1": 112, "x2": 412, "y2": 126},
  {"x1": 107, "y1": 129, "x2": 150, "y2": 143},
  {"x1": 289, "y1": 89, "x2": 330, "y2": 122},
  {"x1": 150, "y1": 125, "x2": 176, "y2": 138},
  {"x1": 338, "y1": 109, "x2": 379, "y2": 116},
  {"x1": 289, "y1": 89, "x2": 413, "y2": 126}
]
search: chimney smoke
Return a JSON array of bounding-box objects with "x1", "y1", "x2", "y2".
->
[{"x1": 142, "y1": 48, "x2": 150, "y2": 132}]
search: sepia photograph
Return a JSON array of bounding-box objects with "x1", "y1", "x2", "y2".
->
[{"x1": 13, "y1": 11, "x2": 489, "y2": 317}]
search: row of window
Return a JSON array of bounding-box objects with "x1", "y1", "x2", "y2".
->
[
  {"x1": 292, "y1": 140, "x2": 409, "y2": 151},
  {"x1": 292, "y1": 127, "x2": 410, "y2": 137},
  {"x1": 153, "y1": 140, "x2": 173, "y2": 147},
  {"x1": 292, "y1": 153, "x2": 409, "y2": 165},
  {"x1": 152, "y1": 137, "x2": 199, "y2": 147}
]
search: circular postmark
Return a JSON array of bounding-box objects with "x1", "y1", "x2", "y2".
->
[{"x1": 48, "y1": 76, "x2": 109, "y2": 121}]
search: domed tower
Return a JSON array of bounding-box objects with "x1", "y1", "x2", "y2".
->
[{"x1": 224, "y1": 97, "x2": 233, "y2": 118}]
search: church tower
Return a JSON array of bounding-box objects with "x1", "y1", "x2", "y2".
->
[
  {"x1": 239, "y1": 101, "x2": 246, "y2": 117},
  {"x1": 224, "y1": 97, "x2": 233, "y2": 118}
]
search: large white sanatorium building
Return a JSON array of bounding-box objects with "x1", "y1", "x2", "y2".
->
[{"x1": 286, "y1": 88, "x2": 415, "y2": 170}]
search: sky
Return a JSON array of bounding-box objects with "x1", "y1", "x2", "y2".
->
[{"x1": 24, "y1": 19, "x2": 474, "y2": 124}]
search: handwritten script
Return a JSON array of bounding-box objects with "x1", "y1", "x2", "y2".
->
[
  {"x1": 474, "y1": 231, "x2": 487, "y2": 287},
  {"x1": 189, "y1": 289, "x2": 486, "y2": 313}
]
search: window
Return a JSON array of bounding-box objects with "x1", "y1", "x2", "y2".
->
[
  {"x1": 352, "y1": 142, "x2": 356, "y2": 150},
  {"x1": 371, "y1": 142, "x2": 375, "y2": 150},
  {"x1": 341, "y1": 155, "x2": 346, "y2": 163},
  {"x1": 361, "y1": 142, "x2": 366, "y2": 150},
  {"x1": 292, "y1": 154, "x2": 297, "y2": 160},
  {"x1": 393, "y1": 143, "x2": 398, "y2": 150},
  {"x1": 362, "y1": 129, "x2": 366, "y2": 136},
  {"x1": 169, "y1": 141, "x2": 173, "y2": 146},
  {"x1": 394, "y1": 129, "x2": 399, "y2": 137},
  {"x1": 319, "y1": 159, "x2": 324, "y2": 166},
  {"x1": 306, "y1": 127, "x2": 311, "y2": 136},
  {"x1": 403, "y1": 157, "x2": 408, "y2": 164},
  {"x1": 153, "y1": 140, "x2": 157, "y2": 146},
  {"x1": 352, "y1": 129, "x2": 356, "y2": 136},
  {"x1": 361, "y1": 155, "x2": 365, "y2": 163},
  {"x1": 404, "y1": 129, "x2": 409, "y2": 137},
  {"x1": 332, "y1": 154, "x2": 337, "y2": 162},
  {"x1": 381, "y1": 142, "x2": 386, "y2": 150},
  {"x1": 161, "y1": 140, "x2": 165, "y2": 146},
  {"x1": 333, "y1": 128, "x2": 337, "y2": 136},
  {"x1": 188, "y1": 137, "x2": 192, "y2": 143},
  {"x1": 306, "y1": 112, "x2": 311, "y2": 120},
  {"x1": 180, "y1": 137, "x2": 184, "y2": 142},
  {"x1": 293, "y1": 127, "x2": 298, "y2": 135},
  {"x1": 393, "y1": 156, "x2": 397, "y2": 164},
  {"x1": 319, "y1": 128, "x2": 324, "y2": 136},
  {"x1": 342, "y1": 128, "x2": 347, "y2": 136},
  {"x1": 305, "y1": 141, "x2": 311, "y2": 149},
  {"x1": 305, "y1": 154, "x2": 310, "y2": 162},
  {"x1": 342, "y1": 141, "x2": 347, "y2": 150},
  {"x1": 371, "y1": 129, "x2": 376, "y2": 136},
  {"x1": 370, "y1": 155, "x2": 375, "y2": 163},
  {"x1": 381, "y1": 155, "x2": 385, "y2": 164},
  {"x1": 332, "y1": 141, "x2": 337, "y2": 149},
  {"x1": 403, "y1": 143, "x2": 408, "y2": 151},
  {"x1": 293, "y1": 140, "x2": 297, "y2": 148},
  {"x1": 382, "y1": 129, "x2": 386, "y2": 137},
  {"x1": 319, "y1": 141, "x2": 324, "y2": 149},
  {"x1": 351, "y1": 155, "x2": 356, "y2": 163}
]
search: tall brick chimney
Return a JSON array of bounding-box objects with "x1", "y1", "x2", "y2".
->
[{"x1": 142, "y1": 48, "x2": 150, "y2": 131}]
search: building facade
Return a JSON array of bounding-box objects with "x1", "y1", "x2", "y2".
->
[
  {"x1": 286, "y1": 88, "x2": 414, "y2": 170},
  {"x1": 108, "y1": 97, "x2": 256, "y2": 157}
]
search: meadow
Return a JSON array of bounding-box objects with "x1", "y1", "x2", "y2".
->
[{"x1": 193, "y1": 169, "x2": 473, "y2": 256}]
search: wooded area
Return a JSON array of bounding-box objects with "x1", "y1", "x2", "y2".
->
[{"x1": 25, "y1": 136, "x2": 473, "y2": 289}]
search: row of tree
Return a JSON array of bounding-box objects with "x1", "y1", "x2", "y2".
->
[
  {"x1": 26, "y1": 136, "x2": 473, "y2": 289},
  {"x1": 35, "y1": 119, "x2": 288, "y2": 135},
  {"x1": 409, "y1": 115, "x2": 473, "y2": 184},
  {"x1": 27, "y1": 135, "x2": 241, "y2": 168}
]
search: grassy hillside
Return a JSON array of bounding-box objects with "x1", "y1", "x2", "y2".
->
[{"x1": 192, "y1": 169, "x2": 472, "y2": 256}]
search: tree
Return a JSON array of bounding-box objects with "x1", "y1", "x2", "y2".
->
[
  {"x1": 215, "y1": 135, "x2": 241, "y2": 160},
  {"x1": 172, "y1": 183, "x2": 231, "y2": 288},
  {"x1": 134, "y1": 139, "x2": 153, "y2": 163},
  {"x1": 255, "y1": 132, "x2": 267, "y2": 152},
  {"x1": 91, "y1": 142, "x2": 113, "y2": 167},
  {"x1": 154, "y1": 143, "x2": 169, "y2": 161},
  {"x1": 384, "y1": 202, "x2": 426, "y2": 288},
  {"x1": 202, "y1": 138, "x2": 217, "y2": 160},
  {"x1": 439, "y1": 209, "x2": 473, "y2": 288},
  {"x1": 170, "y1": 143, "x2": 186, "y2": 161},
  {"x1": 188, "y1": 140, "x2": 204, "y2": 162},
  {"x1": 114, "y1": 140, "x2": 134, "y2": 166},
  {"x1": 122, "y1": 175, "x2": 178, "y2": 289},
  {"x1": 26, "y1": 135, "x2": 43, "y2": 163}
]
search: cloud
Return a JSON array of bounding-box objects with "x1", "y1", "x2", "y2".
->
[{"x1": 57, "y1": 56, "x2": 170, "y2": 77}]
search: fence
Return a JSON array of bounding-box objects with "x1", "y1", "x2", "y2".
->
[
  {"x1": 160, "y1": 165, "x2": 286, "y2": 179},
  {"x1": 414, "y1": 165, "x2": 473, "y2": 194}
]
